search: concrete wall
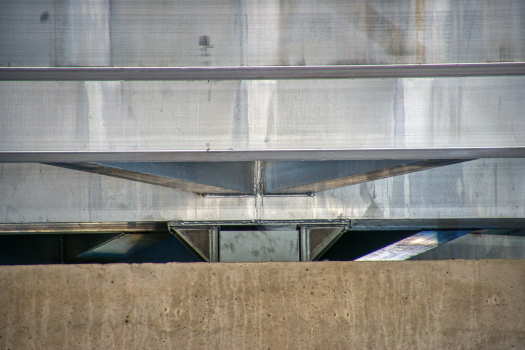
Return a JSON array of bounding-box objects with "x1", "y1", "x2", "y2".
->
[{"x1": 1, "y1": 261, "x2": 523, "y2": 349}]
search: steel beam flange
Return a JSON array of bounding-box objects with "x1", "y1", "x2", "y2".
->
[
  {"x1": 169, "y1": 219, "x2": 351, "y2": 228},
  {"x1": 1, "y1": 63, "x2": 525, "y2": 81}
]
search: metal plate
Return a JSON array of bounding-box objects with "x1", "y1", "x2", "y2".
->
[
  {"x1": 51, "y1": 162, "x2": 255, "y2": 194},
  {"x1": 2, "y1": 0, "x2": 525, "y2": 67},
  {"x1": 219, "y1": 230, "x2": 299, "y2": 262},
  {"x1": 0, "y1": 222, "x2": 165, "y2": 234},
  {"x1": 263, "y1": 159, "x2": 470, "y2": 194},
  {"x1": 1, "y1": 77, "x2": 524, "y2": 162},
  {"x1": 1, "y1": 159, "x2": 524, "y2": 223},
  {"x1": 2, "y1": 63, "x2": 525, "y2": 81}
]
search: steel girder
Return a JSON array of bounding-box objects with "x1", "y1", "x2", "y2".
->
[
  {"x1": 1, "y1": 159, "x2": 524, "y2": 223},
  {"x1": 1, "y1": 0, "x2": 524, "y2": 234}
]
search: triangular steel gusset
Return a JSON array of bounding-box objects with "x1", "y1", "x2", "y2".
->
[{"x1": 48, "y1": 159, "x2": 472, "y2": 197}]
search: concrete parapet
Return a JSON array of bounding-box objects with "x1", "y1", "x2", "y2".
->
[{"x1": 1, "y1": 260, "x2": 524, "y2": 349}]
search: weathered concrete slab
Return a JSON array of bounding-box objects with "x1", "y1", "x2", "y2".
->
[{"x1": 0, "y1": 261, "x2": 523, "y2": 349}]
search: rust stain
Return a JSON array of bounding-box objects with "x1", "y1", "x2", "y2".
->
[
  {"x1": 416, "y1": 42, "x2": 426, "y2": 64},
  {"x1": 365, "y1": 4, "x2": 408, "y2": 57},
  {"x1": 416, "y1": 0, "x2": 426, "y2": 32},
  {"x1": 416, "y1": 0, "x2": 426, "y2": 63}
]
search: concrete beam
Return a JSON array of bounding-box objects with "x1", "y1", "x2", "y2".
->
[{"x1": 0, "y1": 261, "x2": 523, "y2": 349}]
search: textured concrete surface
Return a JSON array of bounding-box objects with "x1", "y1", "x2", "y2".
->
[{"x1": 0, "y1": 261, "x2": 524, "y2": 349}]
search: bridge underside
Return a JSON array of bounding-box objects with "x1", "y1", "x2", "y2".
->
[
  {"x1": 2, "y1": 1, "x2": 525, "y2": 348},
  {"x1": 1, "y1": 0, "x2": 524, "y2": 262}
]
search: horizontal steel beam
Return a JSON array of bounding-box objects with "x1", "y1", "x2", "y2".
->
[
  {"x1": 350, "y1": 219, "x2": 525, "y2": 230},
  {"x1": 171, "y1": 219, "x2": 525, "y2": 230},
  {"x1": 1, "y1": 149, "x2": 524, "y2": 163},
  {"x1": 2, "y1": 0, "x2": 525, "y2": 67},
  {"x1": 1, "y1": 78, "x2": 523, "y2": 162},
  {"x1": 170, "y1": 220, "x2": 351, "y2": 227},
  {"x1": 2, "y1": 63, "x2": 525, "y2": 81},
  {"x1": 2, "y1": 219, "x2": 524, "y2": 235},
  {"x1": 0, "y1": 222, "x2": 166, "y2": 234}
]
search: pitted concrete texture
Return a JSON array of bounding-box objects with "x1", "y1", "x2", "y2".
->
[{"x1": 0, "y1": 261, "x2": 524, "y2": 349}]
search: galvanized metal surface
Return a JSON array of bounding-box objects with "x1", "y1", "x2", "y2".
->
[
  {"x1": 51, "y1": 159, "x2": 468, "y2": 196},
  {"x1": 2, "y1": 0, "x2": 524, "y2": 67},
  {"x1": 4, "y1": 149, "x2": 525, "y2": 163},
  {"x1": 0, "y1": 222, "x2": 166, "y2": 234},
  {"x1": 1, "y1": 0, "x2": 525, "y2": 227},
  {"x1": 299, "y1": 225, "x2": 346, "y2": 261},
  {"x1": 299, "y1": 225, "x2": 310, "y2": 261},
  {"x1": 219, "y1": 230, "x2": 300, "y2": 262},
  {"x1": 263, "y1": 159, "x2": 470, "y2": 194},
  {"x1": 2, "y1": 63, "x2": 525, "y2": 81},
  {"x1": 0, "y1": 0, "x2": 110, "y2": 67},
  {"x1": 1, "y1": 159, "x2": 524, "y2": 223},
  {"x1": 171, "y1": 224, "x2": 343, "y2": 262},
  {"x1": 52, "y1": 162, "x2": 255, "y2": 194},
  {"x1": 350, "y1": 219, "x2": 525, "y2": 230},
  {"x1": 1, "y1": 77, "x2": 524, "y2": 162},
  {"x1": 170, "y1": 227, "x2": 215, "y2": 262},
  {"x1": 170, "y1": 220, "x2": 350, "y2": 227},
  {"x1": 355, "y1": 230, "x2": 470, "y2": 261},
  {"x1": 308, "y1": 226, "x2": 346, "y2": 261},
  {"x1": 209, "y1": 227, "x2": 219, "y2": 262}
]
